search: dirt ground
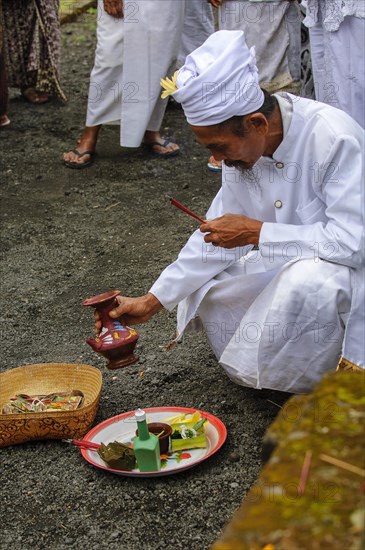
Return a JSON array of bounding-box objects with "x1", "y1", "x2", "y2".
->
[{"x1": 0, "y1": 13, "x2": 289, "y2": 550}]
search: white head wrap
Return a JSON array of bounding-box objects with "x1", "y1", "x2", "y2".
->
[{"x1": 171, "y1": 30, "x2": 264, "y2": 126}]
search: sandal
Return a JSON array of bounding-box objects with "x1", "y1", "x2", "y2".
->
[
  {"x1": 21, "y1": 87, "x2": 49, "y2": 104},
  {"x1": 207, "y1": 155, "x2": 222, "y2": 172},
  {"x1": 144, "y1": 138, "x2": 180, "y2": 158},
  {"x1": 63, "y1": 149, "x2": 96, "y2": 169}
]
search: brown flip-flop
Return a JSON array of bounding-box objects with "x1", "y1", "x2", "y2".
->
[
  {"x1": 144, "y1": 139, "x2": 180, "y2": 158},
  {"x1": 64, "y1": 149, "x2": 96, "y2": 169}
]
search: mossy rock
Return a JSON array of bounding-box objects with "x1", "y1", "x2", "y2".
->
[{"x1": 212, "y1": 372, "x2": 365, "y2": 550}]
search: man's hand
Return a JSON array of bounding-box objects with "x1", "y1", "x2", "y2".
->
[
  {"x1": 103, "y1": 0, "x2": 123, "y2": 18},
  {"x1": 200, "y1": 214, "x2": 263, "y2": 248},
  {"x1": 95, "y1": 292, "x2": 163, "y2": 333},
  {"x1": 207, "y1": 0, "x2": 224, "y2": 8}
]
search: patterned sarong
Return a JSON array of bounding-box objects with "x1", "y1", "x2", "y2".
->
[{"x1": 0, "y1": 0, "x2": 66, "y2": 100}]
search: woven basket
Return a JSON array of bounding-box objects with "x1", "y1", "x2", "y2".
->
[{"x1": 0, "y1": 363, "x2": 102, "y2": 448}]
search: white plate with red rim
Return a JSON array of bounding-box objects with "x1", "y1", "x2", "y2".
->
[{"x1": 80, "y1": 406, "x2": 227, "y2": 477}]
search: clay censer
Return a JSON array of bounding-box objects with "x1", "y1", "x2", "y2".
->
[{"x1": 83, "y1": 290, "x2": 139, "y2": 369}]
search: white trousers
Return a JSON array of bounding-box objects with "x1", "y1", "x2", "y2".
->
[
  {"x1": 309, "y1": 12, "x2": 365, "y2": 128},
  {"x1": 178, "y1": 258, "x2": 352, "y2": 394},
  {"x1": 86, "y1": 0, "x2": 185, "y2": 146},
  {"x1": 218, "y1": 0, "x2": 301, "y2": 92},
  {"x1": 178, "y1": 0, "x2": 215, "y2": 68}
]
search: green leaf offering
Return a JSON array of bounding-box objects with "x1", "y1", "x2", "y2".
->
[
  {"x1": 192, "y1": 418, "x2": 207, "y2": 431},
  {"x1": 169, "y1": 417, "x2": 208, "y2": 452},
  {"x1": 97, "y1": 441, "x2": 136, "y2": 471},
  {"x1": 171, "y1": 433, "x2": 207, "y2": 452}
]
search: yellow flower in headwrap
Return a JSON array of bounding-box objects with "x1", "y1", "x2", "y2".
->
[{"x1": 160, "y1": 71, "x2": 178, "y2": 99}]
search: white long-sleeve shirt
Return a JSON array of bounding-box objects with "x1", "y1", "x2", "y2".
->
[{"x1": 150, "y1": 93, "x2": 364, "y2": 366}]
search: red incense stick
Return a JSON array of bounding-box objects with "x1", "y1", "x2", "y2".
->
[
  {"x1": 63, "y1": 438, "x2": 101, "y2": 451},
  {"x1": 167, "y1": 196, "x2": 206, "y2": 224}
]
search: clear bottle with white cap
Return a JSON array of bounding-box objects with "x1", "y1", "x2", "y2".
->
[{"x1": 133, "y1": 408, "x2": 161, "y2": 472}]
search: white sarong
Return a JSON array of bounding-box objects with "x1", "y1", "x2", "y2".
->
[
  {"x1": 218, "y1": 0, "x2": 301, "y2": 93},
  {"x1": 306, "y1": 7, "x2": 365, "y2": 128},
  {"x1": 178, "y1": 0, "x2": 215, "y2": 68},
  {"x1": 86, "y1": 0, "x2": 186, "y2": 147},
  {"x1": 178, "y1": 256, "x2": 353, "y2": 394}
]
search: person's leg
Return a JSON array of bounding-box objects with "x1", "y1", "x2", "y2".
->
[
  {"x1": 178, "y1": 0, "x2": 214, "y2": 67},
  {"x1": 2, "y1": 0, "x2": 60, "y2": 103},
  {"x1": 1, "y1": 0, "x2": 45, "y2": 102},
  {"x1": 207, "y1": 156, "x2": 223, "y2": 172},
  {"x1": 143, "y1": 79, "x2": 179, "y2": 156},
  {"x1": 219, "y1": 259, "x2": 352, "y2": 393},
  {"x1": 139, "y1": 50, "x2": 180, "y2": 157},
  {"x1": 219, "y1": 0, "x2": 296, "y2": 91},
  {"x1": 212, "y1": 0, "x2": 300, "y2": 171},
  {"x1": 192, "y1": 258, "x2": 276, "y2": 361},
  {"x1": 20, "y1": 86, "x2": 49, "y2": 104},
  {"x1": 143, "y1": 130, "x2": 180, "y2": 156},
  {"x1": 0, "y1": 50, "x2": 10, "y2": 125},
  {"x1": 325, "y1": 16, "x2": 365, "y2": 128},
  {"x1": 285, "y1": 0, "x2": 301, "y2": 94},
  {"x1": 63, "y1": 125, "x2": 102, "y2": 168},
  {"x1": 64, "y1": 0, "x2": 124, "y2": 166},
  {"x1": 33, "y1": 0, "x2": 65, "y2": 100},
  {"x1": 308, "y1": 6, "x2": 330, "y2": 104}
]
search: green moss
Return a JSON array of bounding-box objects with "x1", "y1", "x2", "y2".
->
[{"x1": 213, "y1": 372, "x2": 365, "y2": 550}]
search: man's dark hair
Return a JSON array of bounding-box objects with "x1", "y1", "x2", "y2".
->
[{"x1": 218, "y1": 89, "x2": 278, "y2": 137}]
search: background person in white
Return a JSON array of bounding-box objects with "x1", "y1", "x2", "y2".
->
[
  {"x1": 178, "y1": 0, "x2": 215, "y2": 69},
  {"x1": 206, "y1": 0, "x2": 301, "y2": 171},
  {"x1": 215, "y1": 0, "x2": 301, "y2": 94},
  {"x1": 63, "y1": 0, "x2": 185, "y2": 168},
  {"x1": 303, "y1": 0, "x2": 365, "y2": 129},
  {"x1": 94, "y1": 31, "x2": 364, "y2": 394}
]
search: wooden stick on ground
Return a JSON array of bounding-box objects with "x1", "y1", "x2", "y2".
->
[{"x1": 319, "y1": 453, "x2": 365, "y2": 478}]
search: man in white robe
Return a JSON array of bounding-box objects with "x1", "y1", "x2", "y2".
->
[
  {"x1": 96, "y1": 31, "x2": 364, "y2": 394},
  {"x1": 63, "y1": 0, "x2": 186, "y2": 168}
]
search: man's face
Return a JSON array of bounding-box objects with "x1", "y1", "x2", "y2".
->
[{"x1": 191, "y1": 114, "x2": 268, "y2": 174}]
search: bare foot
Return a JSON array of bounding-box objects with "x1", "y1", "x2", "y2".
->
[
  {"x1": 21, "y1": 87, "x2": 49, "y2": 104},
  {"x1": 143, "y1": 131, "x2": 180, "y2": 157},
  {"x1": 0, "y1": 114, "x2": 10, "y2": 127},
  {"x1": 63, "y1": 125, "x2": 101, "y2": 168}
]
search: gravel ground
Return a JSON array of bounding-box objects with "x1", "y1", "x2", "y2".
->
[{"x1": 0, "y1": 13, "x2": 289, "y2": 550}]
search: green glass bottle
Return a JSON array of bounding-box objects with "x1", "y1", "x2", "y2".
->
[{"x1": 133, "y1": 409, "x2": 161, "y2": 472}]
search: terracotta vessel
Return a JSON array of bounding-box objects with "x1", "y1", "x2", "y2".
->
[{"x1": 83, "y1": 290, "x2": 139, "y2": 370}]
